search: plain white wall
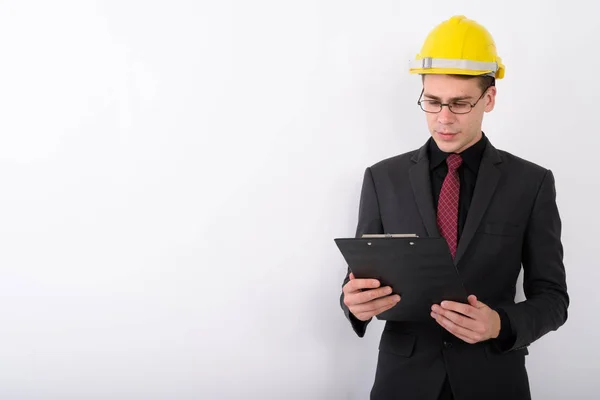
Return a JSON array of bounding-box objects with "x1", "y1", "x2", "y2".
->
[{"x1": 0, "y1": 1, "x2": 597, "y2": 399}]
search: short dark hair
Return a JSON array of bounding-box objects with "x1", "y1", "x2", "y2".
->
[{"x1": 421, "y1": 74, "x2": 495, "y2": 92}]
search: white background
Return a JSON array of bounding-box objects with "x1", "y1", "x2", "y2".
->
[{"x1": 0, "y1": 1, "x2": 596, "y2": 399}]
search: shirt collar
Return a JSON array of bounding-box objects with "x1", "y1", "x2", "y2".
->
[{"x1": 428, "y1": 132, "x2": 488, "y2": 173}]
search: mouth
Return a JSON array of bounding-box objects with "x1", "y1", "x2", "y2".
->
[{"x1": 436, "y1": 131, "x2": 458, "y2": 140}]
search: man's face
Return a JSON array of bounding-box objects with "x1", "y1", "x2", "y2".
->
[{"x1": 421, "y1": 74, "x2": 496, "y2": 154}]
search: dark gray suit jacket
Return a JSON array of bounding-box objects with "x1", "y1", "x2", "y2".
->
[{"x1": 340, "y1": 138, "x2": 569, "y2": 400}]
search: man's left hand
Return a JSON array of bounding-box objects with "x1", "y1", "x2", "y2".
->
[{"x1": 431, "y1": 295, "x2": 501, "y2": 344}]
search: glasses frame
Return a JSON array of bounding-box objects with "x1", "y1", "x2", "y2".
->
[{"x1": 417, "y1": 85, "x2": 491, "y2": 114}]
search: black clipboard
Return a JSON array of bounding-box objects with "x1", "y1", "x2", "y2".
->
[{"x1": 335, "y1": 235, "x2": 468, "y2": 322}]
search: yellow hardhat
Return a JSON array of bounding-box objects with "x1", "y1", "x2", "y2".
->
[{"x1": 409, "y1": 15, "x2": 505, "y2": 79}]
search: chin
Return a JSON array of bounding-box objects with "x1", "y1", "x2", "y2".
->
[{"x1": 439, "y1": 144, "x2": 462, "y2": 153}]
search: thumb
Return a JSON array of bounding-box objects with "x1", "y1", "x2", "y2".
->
[
  {"x1": 349, "y1": 272, "x2": 355, "y2": 280},
  {"x1": 468, "y1": 295, "x2": 487, "y2": 309}
]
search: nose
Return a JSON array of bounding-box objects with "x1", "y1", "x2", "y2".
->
[{"x1": 437, "y1": 106, "x2": 456, "y2": 124}]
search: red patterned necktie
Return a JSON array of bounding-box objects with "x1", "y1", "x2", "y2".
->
[{"x1": 437, "y1": 153, "x2": 463, "y2": 259}]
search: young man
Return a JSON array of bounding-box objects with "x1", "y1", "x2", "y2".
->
[{"x1": 339, "y1": 15, "x2": 569, "y2": 400}]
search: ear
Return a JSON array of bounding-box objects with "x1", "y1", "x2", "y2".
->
[{"x1": 484, "y1": 86, "x2": 497, "y2": 112}]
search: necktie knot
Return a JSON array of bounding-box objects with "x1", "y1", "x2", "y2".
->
[{"x1": 446, "y1": 154, "x2": 463, "y2": 171}]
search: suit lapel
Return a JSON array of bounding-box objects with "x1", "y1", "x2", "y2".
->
[
  {"x1": 409, "y1": 143, "x2": 440, "y2": 238},
  {"x1": 454, "y1": 143, "x2": 503, "y2": 266}
]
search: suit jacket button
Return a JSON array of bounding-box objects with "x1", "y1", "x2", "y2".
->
[{"x1": 443, "y1": 341, "x2": 453, "y2": 349}]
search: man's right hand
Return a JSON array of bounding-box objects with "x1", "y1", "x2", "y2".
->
[{"x1": 342, "y1": 272, "x2": 401, "y2": 321}]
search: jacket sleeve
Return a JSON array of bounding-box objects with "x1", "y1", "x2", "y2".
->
[
  {"x1": 339, "y1": 167, "x2": 384, "y2": 337},
  {"x1": 497, "y1": 169, "x2": 569, "y2": 351}
]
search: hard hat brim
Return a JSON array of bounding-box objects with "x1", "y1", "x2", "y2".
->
[
  {"x1": 409, "y1": 57, "x2": 504, "y2": 79},
  {"x1": 410, "y1": 67, "x2": 496, "y2": 77}
]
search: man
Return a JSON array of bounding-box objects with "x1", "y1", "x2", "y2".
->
[{"x1": 339, "y1": 15, "x2": 569, "y2": 400}]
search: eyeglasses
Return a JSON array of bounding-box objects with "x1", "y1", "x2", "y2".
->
[{"x1": 417, "y1": 86, "x2": 490, "y2": 114}]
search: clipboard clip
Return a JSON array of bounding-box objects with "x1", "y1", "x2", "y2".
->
[{"x1": 361, "y1": 233, "x2": 419, "y2": 238}]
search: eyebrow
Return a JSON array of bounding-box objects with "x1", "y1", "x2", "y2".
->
[{"x1": 423, "y1": 93, "x2": 473, "y2": 102}]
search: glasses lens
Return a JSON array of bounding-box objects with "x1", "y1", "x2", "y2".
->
[
  {"x1": 449, "y1": 103, "x2": 472, "y2": 114},
  {"x1": 420, "y1": 101, "x2": 440, "y2": 113}
]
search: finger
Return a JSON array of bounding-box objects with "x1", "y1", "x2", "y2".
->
[
  {"x1": 467, "y1": 294, "x2": 489, "y2": 309},
  {"x1": 352, "y1": 295, "x2": 400, "y2": 319},
  {"x1": 352, "y1": 286, "x2": 395, "y2": 305},
  {"x1": 356, "y1": 298, "x2": 400, "y2": 320},
  {"x1": 369, "y1": 299, "x2": 400, "y2": 317},
  {"x1": 439, "y1": 300, "x2": 478, "y2": 319},
  {"x1": 344, "y1": 277, "x2": 381, "y2": 294},
  {"x1": 431, "y1": 311, "x2": 484, "y2": 343},
  {"x1": 349, "y1": 272, "x2": 355, "y2": 280},
  {"x1": 434, "y1": 308, "x2": 480, "y2": 332},
  {"x1": 468, "y1": 295, "x2": 478, "y2": 307},
  {"x1": 351, "y1": 294, "x2": 400, "y2": 315},
  {"x1": 345, "y1": 286, "x2": 392, "y2": 307}
]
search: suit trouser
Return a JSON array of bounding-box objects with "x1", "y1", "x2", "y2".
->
[{"x1": 438, "y1": 375, "x2": 454, "y2": 400}]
